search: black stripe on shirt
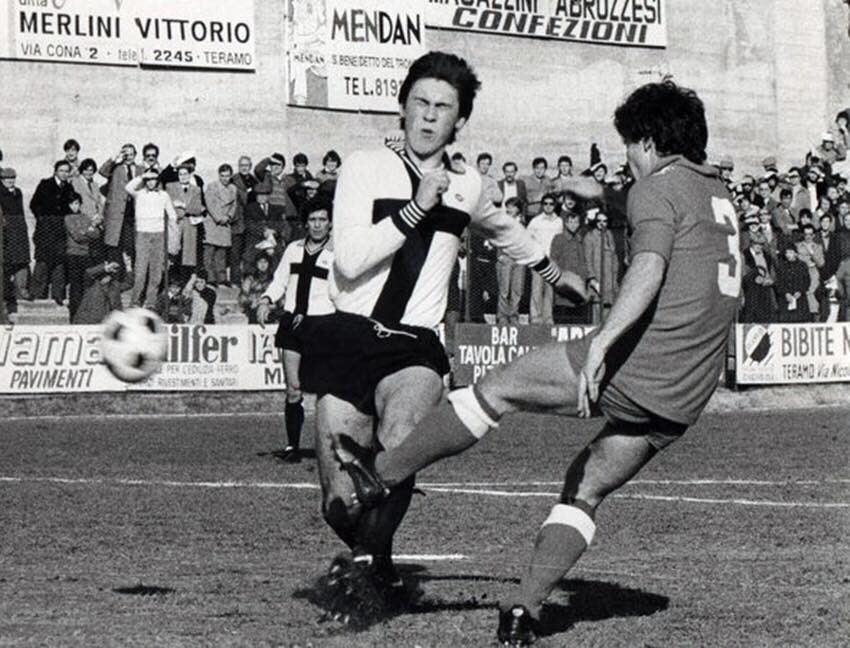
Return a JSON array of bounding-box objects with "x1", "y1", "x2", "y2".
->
[{"x1": 291, "y1": 249, "x2": 329, "y2": 315}]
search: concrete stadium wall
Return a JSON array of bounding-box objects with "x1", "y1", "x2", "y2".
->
[{"x1": 0, "y1": 0, "x2": 846, "y2": 212}]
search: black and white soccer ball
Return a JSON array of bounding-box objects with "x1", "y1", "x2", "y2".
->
[{"x1": 100, "y1": 308, "x2": 168, "y2": 383}]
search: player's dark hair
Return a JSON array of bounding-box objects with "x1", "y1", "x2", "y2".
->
[
  {"x1": 614, "y1": 80, "x2": 708, "y2": 164},
  {"x1": 504, "y1": 196, "x2": 524, "y2": 211},
  {"x1": 399, "y1": 51, "x2": 481, "y2": 122},
  {"x1": 477, "y1": 152, "x2": 492, "y2": 164},
  {"x1": 532, "y1": 157, "x2": 547, "y2": 168},
  {"x1": 54, "y1": 159, "x2": 71, "y2": 172},
  {"x1": 301, "y1": 195, "x2": 333, "y2": 224},
  {"x1": 322, "y1": 149, "x2": 341, "y2": 166},
  {"x1": 78, "y1": 158, "x2": 97, "y2": 174}
]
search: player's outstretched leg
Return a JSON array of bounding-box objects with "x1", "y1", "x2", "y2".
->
[
  {"x1": 369, "y1": 342, "x2": 581, "y2": 489},
  {"x1": 498, "y1": 423, "x2": 658, "y2": 646}
]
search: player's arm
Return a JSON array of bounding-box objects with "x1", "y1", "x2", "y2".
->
[
  {"x1": 470, "y1": 195, "x2": 587, "y2": 302},
  {"x1": 578, "y1": 185, "x2": 673, "y2": 416},
  {"x1": 257, "y1": 245, "x2": 293, "y2": 324},
  {"x1": 332, "y1": 151, "x2": 433, "y2": 281}
]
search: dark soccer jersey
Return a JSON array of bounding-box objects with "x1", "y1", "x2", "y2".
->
[{"x1": 606, "y1": 156, "x2": 740, "y2": 425}]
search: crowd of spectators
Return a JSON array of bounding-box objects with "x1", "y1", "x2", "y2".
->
[
  {"x1": 0, "y1": 140, "x2": 340, "y2": 325},
  {"x1": 1, "y1": 109, "x2": 849, "y2": 327}
]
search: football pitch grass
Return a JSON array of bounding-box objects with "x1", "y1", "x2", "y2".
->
[{"x1": 1, "y1": 407, "x2": 848, "y2": 647}]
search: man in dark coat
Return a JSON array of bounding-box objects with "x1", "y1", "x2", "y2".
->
[
  {"x1": 0, "y1": 167, "x2": 30, "y2": 308},
  {"x1": 73, "y1": 260, "x2": 123, "y2": 325},
  {"x1": 243, "y1": 181, "x2": 289, "y2": 268},
  {"x1": 99, "y1": 144, "x2": 144, "y2": 265},
  {"x1": 230, "y1": 156, "x2": 258, "y2": 286},
  {"x1": 30, "y1": 160, "x2": 75, "y2": 302}
]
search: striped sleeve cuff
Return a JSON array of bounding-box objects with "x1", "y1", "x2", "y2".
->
[
  {"x1": 391, "y1": 200, "x2": 427, "y2": 235},
  {"x1": 532, "y1": 256, "x2": 562, "y2": 285}
]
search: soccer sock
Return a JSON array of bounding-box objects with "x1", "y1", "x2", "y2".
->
[
  {"x1": 284, "y1": 399, "x2": 304, "y2": 449},
  {"x1": 514, "y1": 502, "x2": 597, "y2": 618},
  {"x1": 352, "y1": 476, "x2": 416, "y2": 565},
  {"x1": 374, "y1": 386, "x2": 499, "y2": 487}
]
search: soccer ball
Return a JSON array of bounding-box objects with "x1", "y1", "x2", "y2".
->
[{"x1": 100, "y1": 308, "x2": 168, "y2": 383}]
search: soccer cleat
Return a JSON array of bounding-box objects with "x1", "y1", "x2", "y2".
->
[
  {"x1": 497, "y1": 605, "x2": 540, "y2": 646},
  {"x1": 272, "y1": 446, "x2": 301, "y2": 463},
  {"x1": 332, "y1": 434, "x2": 390, "y2": 508}
]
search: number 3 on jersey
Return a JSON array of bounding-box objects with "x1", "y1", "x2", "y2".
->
[{"x1": 711, "y1": 197, "x2": 741, "y2": 298}]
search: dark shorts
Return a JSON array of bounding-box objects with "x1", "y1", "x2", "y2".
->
[
  {"x1": 289, "y1": 311, "x2": 450, "y2": 416},
  {"x1": 564, "y1": 334, "x2": 688, "y2": 450},
  {"x1": 274, "y1": 311, "x2": 303, "y2": 352}
]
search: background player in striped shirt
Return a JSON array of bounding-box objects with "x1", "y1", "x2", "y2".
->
[
  {"x1": 337, "y1": 81, "x2": 741, "y2": 645},
  {"x1": 257, "y1": 196, "x2": 334, "y2": 463}
]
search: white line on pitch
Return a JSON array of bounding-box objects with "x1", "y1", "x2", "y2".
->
[
  {"x1": 424, "y1": 479, "x2": 845, "y2": 487},
  {"x1": 0, "y1": 411, "x2": 283, "y2": 424},
  {"x1": 393, "y1": 554, "x2": 466, "y2": 561},
  {"x1": 1, "y1": 476, "x2": 846, "y2": 508}
]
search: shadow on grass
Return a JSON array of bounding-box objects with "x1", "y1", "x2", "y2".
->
[
  {"x1": 293, "y1": 564, "x2": 667, "y2": 634},
  {"x1": 539, "y1": 578, "x2": 669, "y2": 635}
]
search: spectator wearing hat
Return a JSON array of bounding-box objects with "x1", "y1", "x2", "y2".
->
[
  {"x1": 230, "y1": 156, "x2": 257, "y2": 287},
  {"x1": 718, "y1": 156, "x2": 734, "y2": 190},
  {"x1": 72, "y1": 260, "x2": 123, "y2": 325},
  {"x1": 64, "y1": 191, "x2": 102, "y2": 320},
  {"x1": 203, "y1": 163, "x2": 237, "y2": 286},
  {"x1": 30, "y1": 159, "x2": 76, "y2": 303},
  {"x1": 817, "y1": 131, "x2": 845, "y2": 166},
  {"x1": 741, "y1": 232, "x2": 777, "y2": 323},
  {"x1": 740, "y1": 210, "x2": 762, "y2": 250},
  {"x1": 255, "y1": 153, "x2": 299, "y2": 222},
  {"x1": 159, "y1": 151, "x2": 204, "y2": 189},
  {"x1": 243, "y1": 180, "x2": 289, "y2": 268},
  {"x1": 63, "y1": 139, "x2": 81, "y2": 178},
  {"x1": 523, "y1": 157, "x2": 554, "y2": 219},
  {"x1": 99, "y1": 143, "x2": 144, "y2": 266},
  {"x1": 166, "y1": 164, "x2": 205, "y2": 283},
  {"x1": 583, "y1": 209, "x2": 619, "y2": 325},
  {"x1": 775, "y1": 245, "x2": 810, "y2": 323},
  {"x1": 125, "y1": 170, "x2": 178, "y2": 308},
  {"x1": 796, "y1": 223, "x2": 825, "y2": 317},
  {"x1": 738, "y1": 175, "x2": 757, "y2": 205},
  {"x1": 0, "y1": 167, "x2": 30, "y2": 303}
]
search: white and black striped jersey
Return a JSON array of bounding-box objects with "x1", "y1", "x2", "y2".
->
[
  {"x1": 330, "y1": 140, "x2": 559, "y2": 328},
  {"x1": 261, "y1": 238, "x2": 335, "y2": 316}
]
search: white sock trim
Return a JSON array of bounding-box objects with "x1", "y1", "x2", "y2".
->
[
  {"x1": 542, "y1": 504, "x2": 596, "y2": 546},
  {"x1": 447, "y1": 386, "x2": 498, "y2": 440}
]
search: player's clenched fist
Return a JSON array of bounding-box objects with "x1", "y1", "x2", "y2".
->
[{"x1": 415, "y1": 169, "x2": 450, "y2": 211}]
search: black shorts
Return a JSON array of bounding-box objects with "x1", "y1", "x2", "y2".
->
[
  {"x1": 274, "y1": 311, "x2": 303, "y2": 352},
  {"x1": 289, "y1": 311, "x2": 450, "y2": 416},
  {"x1": 564, "y1": 334, "x2": 688, "y2": 450}
]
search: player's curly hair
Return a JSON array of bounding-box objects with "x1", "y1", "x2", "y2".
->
[{"x1": 614, "y1": 81, "x2": 708, "y2": 164}]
